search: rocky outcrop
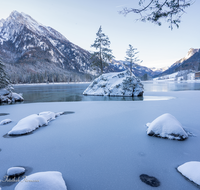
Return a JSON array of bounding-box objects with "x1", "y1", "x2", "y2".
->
[{"x1": 83, "y1": 70, "x2": 144, "y2": 97}]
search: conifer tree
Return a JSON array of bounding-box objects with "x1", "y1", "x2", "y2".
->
[
  {"x1": 0, "y1": 58, "x2": 10, "y2": 89},
  {"x1": 125, "y1": 44, "x2": 142, "y2": 76},
  {"x1": 90, "y1": 26, "x2": 114, "y2": 74}
]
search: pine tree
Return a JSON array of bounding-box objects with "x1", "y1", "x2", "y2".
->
[
  {"x1": 0, "y1": 58, "x2": 10, "y2": 89},
  {"x1": 90, "y1": 26, "x2": 114, "y2": 74},
  {"x1": 125, "y1": 44, "x2": 142, "y2": 76}
]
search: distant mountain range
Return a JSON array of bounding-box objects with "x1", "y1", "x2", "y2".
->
[
  {"x1": 156, "y1": 48, "x2": 200, "y2": 77},
  {"x1": 1, "y1": 11, "x2": 197, "y2": 83}
]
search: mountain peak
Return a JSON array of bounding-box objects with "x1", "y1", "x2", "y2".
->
[{"x1": 185, "y1": 48, "x2": 200, "y2": 59}]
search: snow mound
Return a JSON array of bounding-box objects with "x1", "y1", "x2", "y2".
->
[
  {"x1": 14, "y1": 171, "x2": 67, "y2": 190},
  {"x1": 146, "y1": 113, "x2": 188, "y2": 140},
  {"x1": 83, "y1": 71, "x2": 143, "y2": 97},
  {"x1": 7, "y1": 167, "x2": 25, "y2": 177},
  {"x1": 8, "y1": 114, "x2": 47, "y2": 135},
  {"x1": 177, "y1": 161, "x2": 200, "y2": 186},
  {"x1": 7, "y1": 111, "x2": 57, "y2": 136},
  {"x1": 0, "y1": 118, "x2": 12, "y2": 125}
]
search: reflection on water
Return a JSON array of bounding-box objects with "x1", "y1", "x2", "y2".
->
[
  {"x1": 7, "y1": 81, "x2": 200, "y2": 104},
  {"x1": 144, "y1": 80, "x2": 200, "y2": 91}
]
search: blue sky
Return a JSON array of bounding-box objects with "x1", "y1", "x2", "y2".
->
[{"x1": 0, "y1": 0, "x2": 199, "y2": 68}]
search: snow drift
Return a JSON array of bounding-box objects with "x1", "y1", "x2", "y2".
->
[
  {"x1": 146, "y1": 113, "x2": 188, "y2": 140},
  {"x1": 83, "y1": 71, "x2": 144, "y2": 97}
]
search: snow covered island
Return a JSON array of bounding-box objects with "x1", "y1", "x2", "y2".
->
[
  {"x1": 83, "y1": 71, "x2": 144, "y2": 97},
  {"x1": 146, "y1": 113, "x2": 188, "y2": 140},
  {"x1": 0, "y1": 89, "x2": 24, "y2": 104}
]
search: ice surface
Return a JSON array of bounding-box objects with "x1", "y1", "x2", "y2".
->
[
  {"x1": 0, "y1": 119, "x2": 12, "y2": 125},
  {"x1": 0, "y1": 91, "x2": 200, "y2": 190},
  {"x1": 83, "y1": 70, "x2": 143, "y2": 96},
  {"x1": 7, "y1": 167, "x2": 25, "y2": 176},
  {"x1": 14, "y1": 171, "x2": 67, "y2": 190},
  {"x1": 146, "y1": 113, "x2": 188, "y2": 140},
  {"x1": 177, "y1": 161, "x2": 200, "y2": 185}
]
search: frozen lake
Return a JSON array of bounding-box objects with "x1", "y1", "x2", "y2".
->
[{"x1": 12, "y1": 81, "x2": 200, "y2": 103}]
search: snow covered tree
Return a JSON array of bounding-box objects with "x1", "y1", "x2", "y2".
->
[
  {"x1": 90, "y1": 26, "x2": 114, "y2": 74},
  {"x1": 0, "y1": 58, "x2": 10, "y2": 89},
  {"x1": 119, "y1": 0, "x2": 192, "y2": 29},
  {"x1": 125, "y1": 44, "x2": 142, "y2": 76}
]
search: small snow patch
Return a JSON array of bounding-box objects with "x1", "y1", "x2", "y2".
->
[
  {"x1": 14, "y1": 171, "x2": 67, "y2": 190},
  {"x1": 146, "y1": 113, "x2": 188, "y2": 140},
  {"x1": 0, "y1": 119, "x2": 12, "y2": 125},
  {"x1": 177, "y1": 161, "x2": 200, "y2": 186}
]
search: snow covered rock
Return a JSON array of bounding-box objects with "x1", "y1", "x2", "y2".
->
[
  {"x1": 0, "y1": 90, "x2": 24, "y2": 103},
  {"x1": 39, "y1": 111, "x2": 56, "y2": 122},
  {"x1": 146, "y1": 113, "x2": 188, "y2": 140},
  {"x1": 7, "y1": 167, "x2": 25, "y2": 177},
  {"x1": 7, "y1": 111, "x2": 59, "y2": 136},
  {"x1": 177, "y1": 161, "x2": 200, "y2": 186},
  {"x1": 83, "y1": 71, "x2": 144, "y2": 97},
  {"x1": 0, "y1": 118, "x2": 12, "y2": 125},
  {"x1": 8, "y1": 114, "x2": 48, "y2": 136},
  {"x1": 14, "y1": 171, "x2": 67, "y2": 190}
]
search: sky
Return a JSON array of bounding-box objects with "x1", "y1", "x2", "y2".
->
[{"x1": 0, "y1": 0, "x2": 199, "y2": 69}]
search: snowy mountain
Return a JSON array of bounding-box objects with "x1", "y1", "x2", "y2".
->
[
  {"x1": 0, "y1": 11, "x2": 159, "y2": 83},
  {"x1": 0, "y1": 11, "x2": 95, "y2": 83},
  {"x1": 157, "y1": 48, "x2": 200, "y2": 77}
]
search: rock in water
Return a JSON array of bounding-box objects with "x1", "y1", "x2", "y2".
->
[
  {"x1": 7, "y1": 167, "x2": 25, "y2": 177},
  {"x1": 83, "y1": 71, "x2": 144, "y2": 97},
  {"x1": 146, "y1": 113, "x2": 188, "y2": 140},
  {"x1": 177, "y1": 161, "x2": 200, "y2": 186},
  {"x1": 140, "y1": 174, "x2": 160, "y2": 187}
]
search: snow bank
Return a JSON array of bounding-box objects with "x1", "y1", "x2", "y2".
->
[
  {"x1": 83, "y1": 71, "x2": 143, "y2": 97},
  {"x1": 14, "y1": 171, "x2": 67, "y2": 190},
  {"x1": 0, "y1": 118, "x2": 12, "y2": 125},
  {"x1": 177, "y1": 161, "x2": 200, "y2": 186},
  {"x1": 146, "y1": 113, "x2": 188, "y2": 140},
  {"x1": 7, "y1": 167, "x2": 25, "y2": 177}
]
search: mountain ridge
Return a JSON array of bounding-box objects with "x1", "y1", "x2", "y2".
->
[{"x1": 0, "y1": 11, "x2": 164, "y2": 83}]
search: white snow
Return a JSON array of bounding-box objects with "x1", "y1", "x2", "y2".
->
[
  {"x1": 0, "y1": 118, "x2": 12, "y2": 125},
  {"x1": 7, "y1": 114, "x2": 48, "y2": 135},
  {"x1": 14, "y1": 171, "x2": 67, "y2": 190},
  {"x1": 83, "y1": 70, "x2": 143, "y2": 96},
  {"x1": 0, "y1": 90, "x2": 200, "y2": 190},
  {"x1": 39, "y1": 111, "x2": 56, "y2": 122},
  {"x1": 177, "y1": 161, "x2": 200, "y2": 185},
  {"x1": 7, "y1": 167, "x2": 25, "y2": 176},
  {"x1": 153, "y1": 70, "x2": 196, "y2": 81},
  {"x1": 146, "y1": 113, "x2": 188, "y2": 140}
]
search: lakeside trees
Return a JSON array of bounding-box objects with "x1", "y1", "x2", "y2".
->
[
  {"x1": 119, "y1": 0, "x2": 192, "y2": 29},
  {"x1": 125, "y1": 44, "x2": 142, "y2": 76},
  {"x1": 90, "y1": 26, "x2": 114, "y2": 74},
  {"x1": 0, "y1": 58, "x2": 10, "y2": 89}
]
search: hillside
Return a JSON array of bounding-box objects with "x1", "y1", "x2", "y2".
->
[{"x1": 157, "y1": 48, "x2": 200, "y2": 77}]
